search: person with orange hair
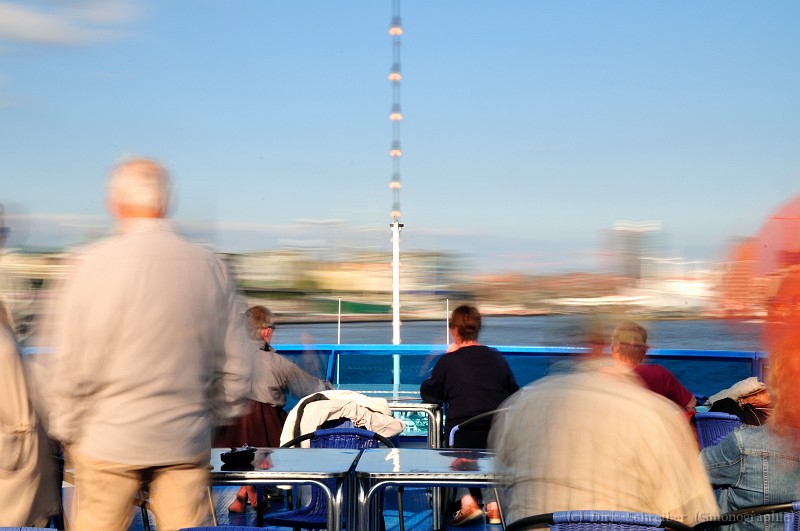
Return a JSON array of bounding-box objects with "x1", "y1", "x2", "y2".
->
[{"x1": 701, "y1": 270, "x2": 800, "y2": 531}]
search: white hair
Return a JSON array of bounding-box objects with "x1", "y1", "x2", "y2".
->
[{"x1": 107, "y1": 158, "x2": 171, "y2": 216}]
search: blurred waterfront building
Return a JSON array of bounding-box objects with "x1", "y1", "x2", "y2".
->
[
  {"x1": 610, "y1": 221, "x2": 663, "y2": 280},
  {"x1": 228, "y1": 248, "x2": 463, "y2": 317},
  {"x1": 715, "y1": 238, "x2": 769, "y2": 318}
]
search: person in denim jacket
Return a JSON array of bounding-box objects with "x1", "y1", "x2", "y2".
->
[
  {"x1": 702, "y1": 271, "x2": 800, "y2": 531},
  {"x1": 701, "y1": 426, "x2": 800, "y2": 531}
]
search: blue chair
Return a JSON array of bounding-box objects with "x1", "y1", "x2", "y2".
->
[
  {"x1": 695, "y1": 411, "x2": 742, "y2": 448},
  {"x1": 447, "y1": 407, "x2": 510, "y2": 447},
  {"x1": 694, "y1": 501, "x2": 800, "y2": 530},
  {"x1": 505, "y1": 510, "x2": 694, "y2": 531},
  {"x1": 263, "y1": 427, "x2": 397, "y2": 531}
]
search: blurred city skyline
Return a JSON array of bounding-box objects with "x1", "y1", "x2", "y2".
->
[{"x1": 1, "y1": 1, "x2": 799, "y2": 274}]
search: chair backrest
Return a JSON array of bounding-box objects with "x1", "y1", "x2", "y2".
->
[
  {"x1": 506, "y1": 510, "x2": 694, "y2": 531},
  {"x1": 311, "y1": 427, "x2": 394, "y2": 449},
  {"x1": 695, "y1": 412, "x2": 742, "y2": 448},
  {"x1": 448, "y1": 407, "x2": 510, "y2": 447},
  {"x1": 786, "y1": 501, "x2": 800, "y2": 531},
  {"x1": 282, "y1": 426, "x2": 395, "y2": 450}
]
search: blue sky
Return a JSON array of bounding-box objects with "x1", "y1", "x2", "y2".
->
[{"x1": 1, "y1": 1, "x2": 799, "y2": 273}]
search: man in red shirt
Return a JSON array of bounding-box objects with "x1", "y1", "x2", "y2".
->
[{"x1": 611, "y1": 321, "x2": 697, "y2": 413}]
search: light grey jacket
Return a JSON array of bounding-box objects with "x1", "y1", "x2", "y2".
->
[
  {"x1": 0, "y1": 325, "x2": 59, "y2": 526},
  {"x1": 47, "y1": 219, "x2": 252, "y2": 465}
]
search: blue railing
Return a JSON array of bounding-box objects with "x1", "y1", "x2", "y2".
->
[
  {"x1": 271, "y1": 344, "x2": 768, "y2": 399},
  {"x1": 22, "y1": 344, "x2": 767, "y2": 399}
]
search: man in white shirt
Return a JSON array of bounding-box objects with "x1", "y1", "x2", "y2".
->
[{"x1": 47, "y1": 158, "x2": 252, "y2": 531}]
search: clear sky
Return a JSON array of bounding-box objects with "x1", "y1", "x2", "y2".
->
[{"x1": 1, "y1": 1, "x2": 799, "y2": 273}]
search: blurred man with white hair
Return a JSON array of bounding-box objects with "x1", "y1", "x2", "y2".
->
[{"x1": 47, "y1": 158, "x2": 252, "y2": 531}]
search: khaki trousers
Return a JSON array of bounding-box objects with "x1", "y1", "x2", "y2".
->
[{"x1": 70, "y1": 450, "x2": 211, "y2": 531}]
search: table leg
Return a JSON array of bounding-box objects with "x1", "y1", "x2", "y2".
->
[
  {"x1": 256, "y1": 493, "x2": 264, "y2": 527},
  {"x1": 357, "y1": 476, "x2": 370, "y2": 531},
  {"x1": 345, "y1": 475, "x2": 357, "y2": 531},
  {"x1": 432, "y1": 486, "x2": 443, "y2": 530},
  {"x1": 329, "y1": 479, "x2": 343, "y2": 531}
]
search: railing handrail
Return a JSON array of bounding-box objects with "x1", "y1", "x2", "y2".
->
[{"x1": 263, "y1": 343, "x2": 767, "y2": 358}]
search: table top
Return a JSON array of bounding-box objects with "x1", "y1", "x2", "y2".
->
[
  {"x1": 387, "y1": 400, "x2": 441, "y2": 411},
  {"x1": 354, "y1": 448, "x2": 499, "y2": 480},
  {"x1": 209, "y1": 447, "x2": 360, "y2": 480}
]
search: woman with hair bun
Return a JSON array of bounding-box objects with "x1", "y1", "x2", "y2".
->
[{"x1": 420, "y1": 304, "x2": 519, "y2": 526}]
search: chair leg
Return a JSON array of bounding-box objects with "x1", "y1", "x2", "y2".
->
[
  {"x1": 397, "y1": 486, "x2": 405, "y2": 531},
  {"x1": 206, "y1": 486, "x2": 218, "y2": 526},
  {"x1": 493, "y1": 486, "x2": 506, "y2": 529},
  {"x1": 49, "y1": 513, "x2": 65, "y2": 530},
  {"x1": 135, "y1": 489, "x2": 152, "y2": 531}
]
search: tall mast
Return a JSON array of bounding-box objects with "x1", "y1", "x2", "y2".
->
[{"x1": 388, "y1": 0, "x2": 404, "y2": 345}]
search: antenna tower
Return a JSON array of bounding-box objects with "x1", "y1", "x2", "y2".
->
[{"x1": 388, "y1": 0, "x2": 404, "y2": 345}]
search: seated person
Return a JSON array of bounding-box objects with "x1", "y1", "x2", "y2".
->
[
  {"x1": 216, "y1": 305, "x2": 332, "y2": 513},
  {"x1": 420, "y1": 305, "x2": 519, "y2": 526},
  {"x1": 612, "y1": 321, "x2": 697, "y2": 412},
  {"x1": 701, "y1": 274, "x2": 800, "y2": 531},
  {"x1": 490, "y1": 350, "x2": 718, "y2": 526}
]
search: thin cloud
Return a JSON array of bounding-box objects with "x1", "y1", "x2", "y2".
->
[
  {"x1": 5, "y1": 212, "x2": 104, "y2": 223},
  {"x1": 0, "y1": 1, "x2": 141, "y2": 45},
  {"x1": 65, "y1": 0, "x2": 141, "y2": 25}
]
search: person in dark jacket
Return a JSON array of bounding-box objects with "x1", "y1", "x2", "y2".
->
[{"x1": 420, "y1": 304, "x2": 519, "y2": 526}]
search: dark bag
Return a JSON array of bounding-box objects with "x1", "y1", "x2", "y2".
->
[
  {"x1": 709, "y1": 397, "x2": 770, "y2": 426},
  {"x1": 220, "y1": 445, "x2": 257, "y2": 466}
]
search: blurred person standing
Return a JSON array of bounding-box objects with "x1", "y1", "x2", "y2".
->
[
  {"x1": 0, "y1": 205, "x2": 35, "y2": 341},
  {"x1": 218, "y1": 305, "x2": 332, "y2": 513},
  {"x1": 420, "y1": 304, "x2": 519, "y2": 526},
  {"x1": 489, "y1": 340, "x2": 717, "y2": 526},
  {"x1": 701, "y1": 271, "x2": 800, "y2": 531},
  {"x1": 46, "y1": 158, "x2": 252, "y2": 531},
  {"x1": 0, "y1": 299, "x2": 59, "y2": 526},
  {"x1": 545, "y1": 315, "x2": 608, "y2": 375}
]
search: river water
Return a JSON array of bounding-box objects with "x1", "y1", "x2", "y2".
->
[{"x1": 274, "y1": 315, "x2": 764, "y2": 351}]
